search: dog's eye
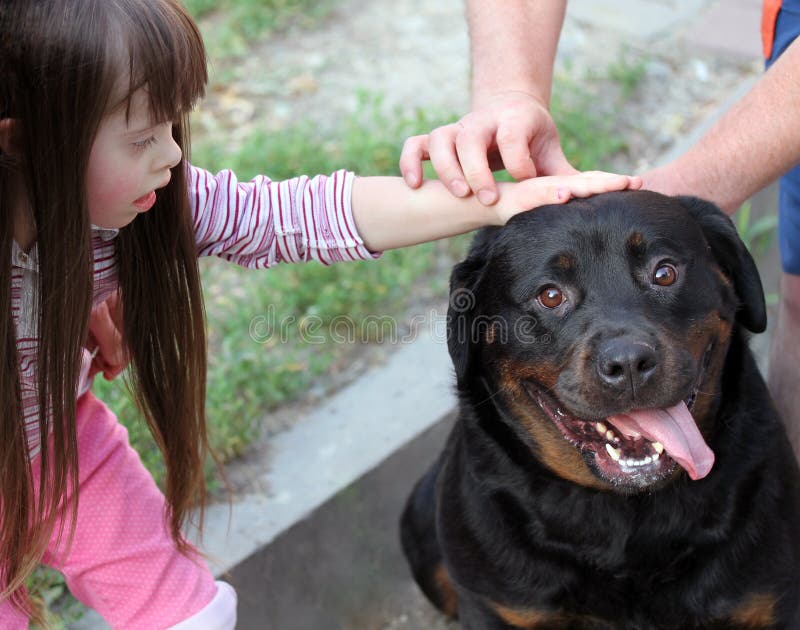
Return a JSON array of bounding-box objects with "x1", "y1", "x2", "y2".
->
[
  {"x1": 653, "y1": 264, "x2": 677, "y2": 286},
  {"x1": 537, "y1": 286, "x2": 565, "y2": 308}
]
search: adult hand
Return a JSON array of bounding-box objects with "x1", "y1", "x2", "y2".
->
[
  {"x1": 400, "y1": 91, "x2": 578, "y2": 205},
  {"x1": 86, "y1": 292, "x2": 128, "y2": 380}
]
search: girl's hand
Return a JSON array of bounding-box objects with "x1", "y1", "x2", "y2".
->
[
  {"x1": 87, "y1": 292, "x2": 129, "y2": 380},
  {"x1": 493, "y1": 171, "x2": 643, "y2": 225}
]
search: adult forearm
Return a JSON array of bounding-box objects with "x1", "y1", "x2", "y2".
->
[
  {"x1": 643, "y1": 37, "x2": 800, "y2": 214},
  {"x1": 467, "y1": 0, "x2": 567, "y2": 108}
]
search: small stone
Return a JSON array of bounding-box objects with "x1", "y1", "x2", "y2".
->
[{"x1": 287, "y1": 73, "x2": 320, "y2": 96}]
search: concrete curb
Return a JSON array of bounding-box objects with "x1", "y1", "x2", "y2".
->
[
  {"x1": 229, "y1": 413, "x2": 457, "y2": 630},
  {"x1": 198, "y1": 324, "x2": 456, "y2": 576}
]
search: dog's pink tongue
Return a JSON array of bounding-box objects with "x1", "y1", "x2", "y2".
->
[{"x1": 606, "y1": 402, "x2": 714, "y2": 480}]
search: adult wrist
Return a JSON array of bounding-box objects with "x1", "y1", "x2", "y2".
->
[{"x1": 471, "y1": 86, "x2": 550, "y2": 111}]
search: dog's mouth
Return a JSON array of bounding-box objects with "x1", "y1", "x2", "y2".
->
[{"x1": 523, "y1": 347, "x2": 715, "y2": 490}]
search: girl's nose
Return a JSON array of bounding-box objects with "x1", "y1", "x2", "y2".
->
[{"x1": 161, "y1": 133, "x2": 182, "y2": 170}]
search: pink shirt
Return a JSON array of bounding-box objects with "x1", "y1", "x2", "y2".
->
[{"x1": 12, "y1": 165, "x2": 377, "y2": 457}]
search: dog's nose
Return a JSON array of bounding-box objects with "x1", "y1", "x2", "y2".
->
[{"x1": 596, "y1": 338, "x2": 658, "y2": 390}]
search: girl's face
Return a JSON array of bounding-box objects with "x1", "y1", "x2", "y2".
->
[{"x1": 86, "y1": 89, "x2": 182, "y2": 229}]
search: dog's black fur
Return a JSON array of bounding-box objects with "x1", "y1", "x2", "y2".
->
[{"x1": 400, "y1": 191, "x2": 800, "y2": 629}]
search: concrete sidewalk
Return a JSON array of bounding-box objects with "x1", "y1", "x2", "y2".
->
[{"x1": 569, "y1": 0, "x2": 762, "y2": 60}]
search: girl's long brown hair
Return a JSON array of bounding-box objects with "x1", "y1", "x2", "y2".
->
[{"x1": 0, "y1": 0, "x2": 209, "y2": 618}]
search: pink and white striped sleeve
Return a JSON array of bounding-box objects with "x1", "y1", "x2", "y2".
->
[{"x1": 187, "y1": 163, "x2": 380, "y2": 267}]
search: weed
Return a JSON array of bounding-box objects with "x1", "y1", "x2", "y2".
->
[
  {"x1": 735, "y1": 201, "x2": 779, "y2": 260},
  {"x1": 186, "y1": 0, "x2": 335, "y2": 58},
  {"x1": 734, "y1": 200, "x2": 780, "y2": 306},
  {"x1": 607, "y1": 50, "x2": 649, "y2": 100},
  {"x1": 27, "y1": 567, "x2": 84, "y2": 630}
]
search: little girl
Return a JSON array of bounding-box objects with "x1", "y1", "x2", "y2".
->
[{"x1": 0, "y1": 0, "x2": 640, "y2": 628}]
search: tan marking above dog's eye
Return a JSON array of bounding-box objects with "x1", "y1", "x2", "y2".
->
[
  {"x1": 653, "y1": 263, "x2": 677, "y2": 286},
  {"x1": 537, "y1": 286, "x2": 565, "y2": 308}
]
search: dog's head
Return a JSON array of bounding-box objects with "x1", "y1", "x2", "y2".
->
[{"x1": 448, "y1": 190, "x2": 765, "y2": 493}]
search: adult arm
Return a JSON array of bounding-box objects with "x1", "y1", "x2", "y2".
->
[
  {"x1": 468, "y1": 0, "x2": 566, "y2": 109},
  {"x1": 641, "y1": 37, "x2": 800, "y2": 214},
  {"x1": 400, "y1": 0, "x2": 575, "y2": 203}
]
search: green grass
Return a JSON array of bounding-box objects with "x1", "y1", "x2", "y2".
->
[
  {"x1": 27, "y1": 568, "x2": 84, "y2": 630},
  {"x1": 734, "y1": 200, "x2": 780, "y2": 306},
  {"x1": 606, "y1": 50, "x2": 649, "y2": 100},
  {"x1": 184, "y1": 0, "x2": 335, "y2": 59},
  {"x1": 555, "y1": 56, "x2": 642, "y2": 170},
  {"x1": 735, "y1": 200, "x2": 779, "y2": 261}
]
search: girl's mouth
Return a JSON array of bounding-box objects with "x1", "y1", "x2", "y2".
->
[{"x1": 133, "y1": 191, "x2": 157, "y2": 211}]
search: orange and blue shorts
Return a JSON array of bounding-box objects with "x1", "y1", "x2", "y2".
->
[{"x1": 764, "y1": 0, "x2": 800, "y2": 274}]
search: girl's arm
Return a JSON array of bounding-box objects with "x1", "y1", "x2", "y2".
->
[
  {"x1": 352, "y1": 172, "x2": 642, "y2": 252},
  {"x1": 189, "y1": 165, "x2": 377, "y2": 267},
  {"x1": 188, "y1": 163, "x2": 639, "y2": 267}
]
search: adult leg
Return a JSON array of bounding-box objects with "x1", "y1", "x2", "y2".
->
[
  {"x1": 767, "y1": 103, "x2": 800, "y2": 458},
  {"x1": 769, "y1": 273, "x2": 800, "y2": 458}
]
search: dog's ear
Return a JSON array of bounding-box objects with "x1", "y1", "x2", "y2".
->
[
  {"x1": 677, "y1": 195, "x2": 767, "y2": 333},
  {"x1": 447, "y1": 229, "x2": 495, "y2": 383}
]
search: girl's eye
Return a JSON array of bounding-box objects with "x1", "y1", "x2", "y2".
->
[
  {"x1": 132, "y1": 136, "x2": 157, "y2": 152},
  {"x1": 537, "y1": 286, "x2": 565, "y2": 309},
  {"x1": 653, "y1": 263, "x2": 677, "y2": 286}
]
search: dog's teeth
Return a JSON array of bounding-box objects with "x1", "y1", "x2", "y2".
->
[
  {"x1": 652, "y1": 452, "x2": 660, "y2": 461},
  {"x1": 621, "y1": 456, "x2": 653, "y2": 468},
  {"x1": 652, "y1": 442, "x2": 664, "y2": 454},
  {"x1": 606, "y1": 444, "x2": 621, "y2": 461},
  {"x1": 605, "y1": 430, "x2": 615, "y2": 441},
  {"x1": 596, "y1": 422, "x2": 607, "y2": 434}
]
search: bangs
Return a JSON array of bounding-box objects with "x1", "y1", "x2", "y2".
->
[{"x1": 115, "y1": 0, "x2": 207, "y2": 123}]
